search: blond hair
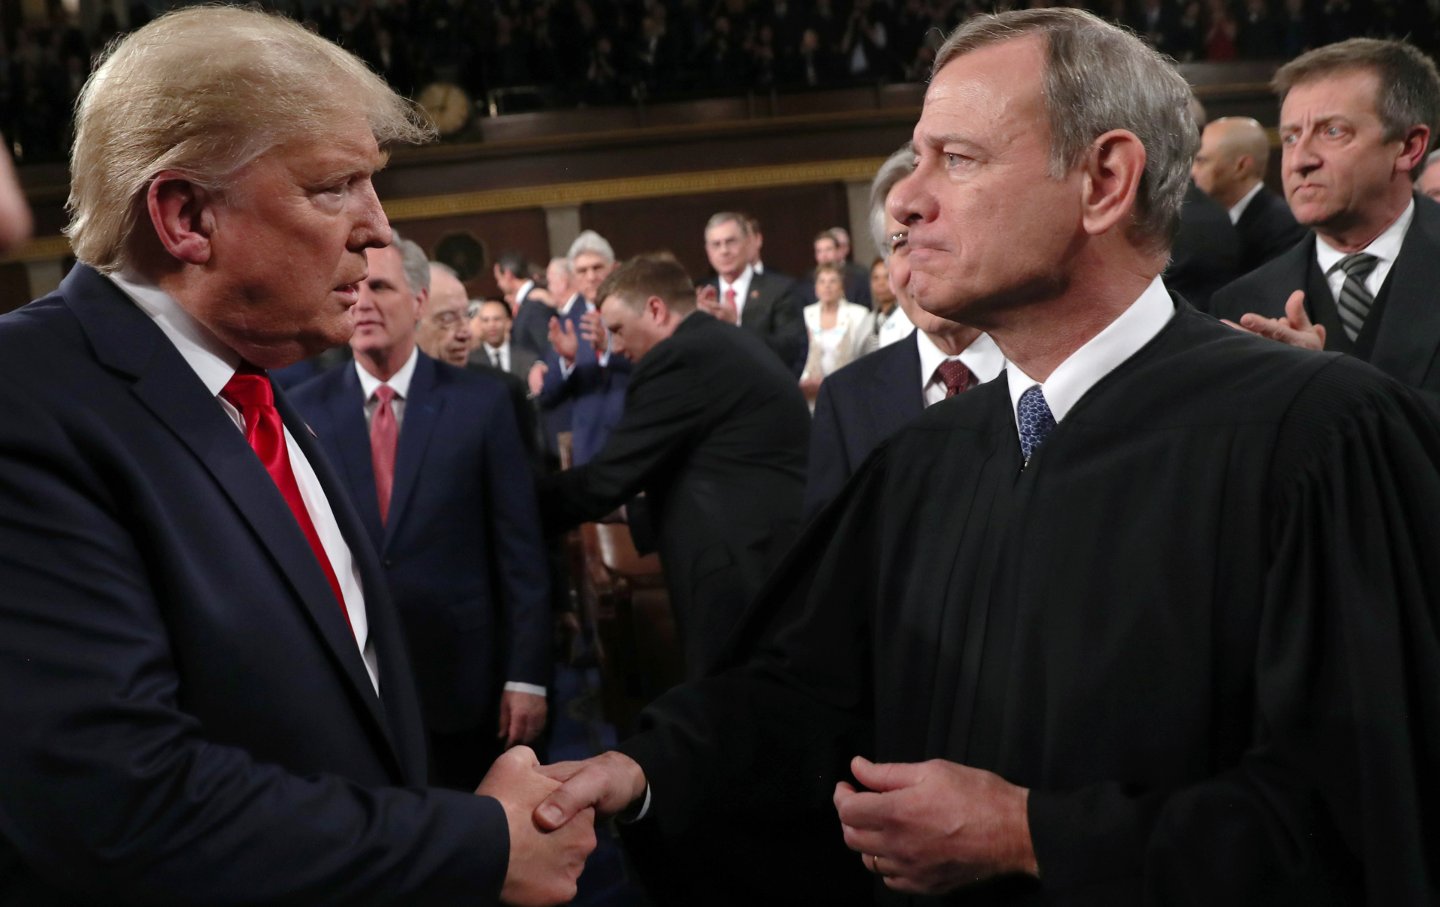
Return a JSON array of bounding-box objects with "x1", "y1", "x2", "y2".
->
[{"x1": 66, "y1": 5, "x2": 433, "y2": 271}]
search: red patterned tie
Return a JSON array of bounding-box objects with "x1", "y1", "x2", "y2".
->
[
  {"x1": 370, "y1": 385, "x2": 398, "y2": 524},
  {"x1": 221, "y1": 367, "x2": 351, "y2": 631},
  {"x1": 722, "y1": 287, "x2": 739, "y2": 322},
  {"x1": 936, "y1": 358, "x2": 975, "y2": 398}
]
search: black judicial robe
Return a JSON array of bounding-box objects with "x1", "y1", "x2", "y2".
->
[{"x1": 619, "y1": 302, "x2": 1440, "y2": 906}]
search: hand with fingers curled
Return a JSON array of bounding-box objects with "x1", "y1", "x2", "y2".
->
[
  {"x1": 527, "y1": 361, "x2": 548, "y2": 397},
  {"x1": 695, "y1": 285, "x2": 736, "y2": 324},
  {"x1": 833, "y1": 755, "x2": 1037, "y2": 897},
  {"x1": 532, "y1": 751, "x2": 649, "y2": 831},
  {"x1": 475, "y1": 746, "x2": 597, "y2": 907},
  {"x1": 1223, "y1": 290, "x2": 1326, "y2": 351},
  {"x1": 497, "y1": 690, "x2": 547, "y2": 748}
]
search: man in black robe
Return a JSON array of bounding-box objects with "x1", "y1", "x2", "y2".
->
[{"x1": 532, "y1": 9, "x2": 1440, "y2": 905}]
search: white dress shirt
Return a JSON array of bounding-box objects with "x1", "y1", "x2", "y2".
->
[
  {"x1": 917, "y1": 330, "x2": 1006, "y2": 407},
  {"x1": 112, "y1": 271, "x2": 380, "y2": 693},
  {"x1": 718, "y1": 265, "x2": 755, "y2": 321},
  {"x1": 1006, "y1": 275, "x2": 1175, "y2": 435},
  {"x1": 1227, "y1": 181, "x2": 1265, "y2": 225},
  {"x1": 877, "y1": 306, "x2": 914, "y2": 348},
  {"x1": 1314, "y1": 197, "x2": 1412, "y2": 304}
]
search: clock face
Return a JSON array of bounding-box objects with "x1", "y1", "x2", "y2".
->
[
  {"x1": 418, "y1": 81, "x2": 470, "y2": 136},
  {"x1": 434, "y1": 232, "x2": 487, "y2": 282}
]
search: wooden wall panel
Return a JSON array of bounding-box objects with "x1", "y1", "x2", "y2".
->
[
  {"x1": 390, "y1": 208, "x2": 550, "y2": 299},
  {"x1": 580, "y1": 183, "x2": 851, "y2": 284}
]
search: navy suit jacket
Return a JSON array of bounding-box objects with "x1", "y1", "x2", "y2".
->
[
  {"x1": 537, "y1": 299, "x2": 630, "y2": 466},
  {"x1": 0, "y1": 266, "x2": 506, "y2": 903},
  {"x1": 1213, "y1": 193, "x2": 1440, "y2": 399},
  {"x1": 510, "y1": 290, "x2": 552, "y2": 359},
  {"x1": 292, "y1": 353, "x2": 550, "y2": 734},
  {"x1": 803, "y1": 330, "x2": 924, "y2": 520}
]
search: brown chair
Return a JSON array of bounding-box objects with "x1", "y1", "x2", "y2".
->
[{"x1": 556, "y1": 432, "x2": 683, "y2": 736}]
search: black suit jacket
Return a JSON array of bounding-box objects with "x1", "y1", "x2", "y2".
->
[
  {"x1": 1213, "y1": 193, "x2": 1440, "y2": 397},
  {"x1": 0, "y1": 266, "x2": 506, "y2": 903},
  {"x1": 1164, "y1": 181, "x2": 1241, "y2": 315},
  {"x1": 705, "y1": 271, "x2": 807, "y2": 376},
  {"x1": 804, "y1": 330, "x2": 924, "y2": 520},
  {"x1": 1234, "y1": 186, "x2": 1307, "y2": 275},
  {"x1": 538, "y1": 312, "x2": 811, "y2": 678},
  {"x1": 510, "y1": 290, "x2": 552, "y2": 359},
  {"x1": 292, "y1": 354, "x2": 551, "y2": 735}
]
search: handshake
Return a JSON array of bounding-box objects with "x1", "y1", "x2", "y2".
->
[{"x1": 477, "y1": 748, "x2": 646, "y2": 907}]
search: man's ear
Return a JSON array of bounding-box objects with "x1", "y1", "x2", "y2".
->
[
  {"x1": 646, "y1": 295, "x2": 667, "y2": 322},
  {"x1": 412, "y1": 287, "x2": 427, "y2": 321},
  {"x1": 146, "y1": 172, "x2": 217, "y2": 265},
  {"x1": 1395, "y1": 124, "x2": 1430, "y2": 177},
  {"x1": 1080, "y1": 129, "x2": 1146, "y2": 238}
]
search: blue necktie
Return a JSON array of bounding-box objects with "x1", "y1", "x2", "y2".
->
[{"x1": 1017, "y1": 385, "x2": 1056, "y2": 464}]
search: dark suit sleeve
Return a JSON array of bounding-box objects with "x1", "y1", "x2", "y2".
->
[
  {"x1": 538, "y1": 343, "x2": 703, "y2": 534},
  {"x1": 802, "y1": 378, "x2": 852, "y2": 521},
  {"x1": 0, "y1": 386, "x2": 507, "y2": 904},
  {"x1": 767, "y1": 281, "x2": 808, "y2": 377},
  {"x1": 480, "y1": 387, "x2": 551, "y2": 687}
]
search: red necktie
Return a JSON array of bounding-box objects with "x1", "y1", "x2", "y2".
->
[
  {"x1": 935, "y1": 358, "x2": 975, "y2": 398},
  {"x1": 221, "y1": 368, "x2": 351, "y2": 631},
  {"x1": 370, "y1": 385, "x2": 398, "y2": 524},
  {"x1": 723, "y1": 287, "x2": 739, "y2": 322}
]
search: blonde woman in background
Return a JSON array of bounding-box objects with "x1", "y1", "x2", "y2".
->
[{"x1": 799, "y1": 262, "x2": 875, "y2": 406}]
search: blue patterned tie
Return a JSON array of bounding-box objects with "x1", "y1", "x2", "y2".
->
[{"x1": 1017, "y1": 385, "x2": 1056, "y2": 464}]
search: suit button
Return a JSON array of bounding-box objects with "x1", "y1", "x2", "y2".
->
[{"x1": 383, "y1": 558, "x2": 393, "y2": 567}]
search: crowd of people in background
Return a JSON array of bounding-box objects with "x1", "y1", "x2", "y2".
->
[{"x1": 3, "y1": 0, "x2": 1433, "y2": 163}]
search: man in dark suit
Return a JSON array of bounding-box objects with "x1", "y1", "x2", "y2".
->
[
  {"x1": 0, "y1": 8, "x2": 590, "y2": 903},
  {"x1": 536, "y1": 230, "x2": 630, "y2": 466},
  {"x1": 470, "y1": 297, "x2": 540, "y2": 380},
  {"x1": 798, "y1": 227, "x2": 874, "y2": 310},
  {"x1": 535, "y1": 12, "x2": 1440, "y2": 904},
  {"x1": 1192, "y1": 116, "x2": 1307, "y2": 274},
  {"x1": 293, "y1": 236, "x2": 551, "y2": 791},
  {"x1": 1213, "y1": 38, "x2": 1440, "y2": 398},
  {"x1": 806, "y1": 147, "x2": 1006, "y2": 519},
  {"x1": 497, "y1": 249, "x2": 551, "y2": 358},
  {"x1": 700, "y1": 210, "x2": 807, "y2": 374},
  {"x1": 538, "y1": 255, "x2": 810, "y2": 680},
  {"x1": 1163, "y1": 180, "x2": 1242, "y2": 314}
]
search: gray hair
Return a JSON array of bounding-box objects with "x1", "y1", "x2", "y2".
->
[
  {"x1": 567, "y1": 229, "x2": 615, "y2": 264},
  {"x1": 933, "y1": 7, "x2": 1196, "y2": 253},
  {"x1": 705, "y1": 211, "x2": 750, "y2": 236},
  {"x1": 869, "y1": 145, "x2": 914, "y2": 257},
  {"x1": 65, "y1": 5, "x2": 432, "y2": 272},
  {"x1": 547, "y1": 255, "x2": 572, "y2": 276},
  {"x1": 391, "y1": 231, "x2": 431, "y2": 296},
  {"x1": 1274, "y1": 38, "x2": 1440, "y2": 151}
]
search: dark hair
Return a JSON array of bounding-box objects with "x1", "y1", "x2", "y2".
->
[
  {"x1": 495, "y1": 250, "x2": 529, "y2": 278},
  {"x1": 1274, "y1": 38, "x2": 1440, "y2": 148}
]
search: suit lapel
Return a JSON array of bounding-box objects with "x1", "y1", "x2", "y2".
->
[
  {"x1": 322, "y1": 366, "x2": 385, "y2": 551},
  {"x1": 63, "y1": 268, "x2": 399, "y2": 764},
  {"x1": 1368, "y1": 196, "x2": 1440, "y2": 387},
  {"x1": 384, "y1": 354, "x2": 443, "y2": 549}
]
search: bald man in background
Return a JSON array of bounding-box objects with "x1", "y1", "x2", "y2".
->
[{"x1": 1192, "y1": 116, "x2": 1306, "y2": 274}]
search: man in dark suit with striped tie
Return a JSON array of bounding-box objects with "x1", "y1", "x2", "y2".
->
[{"x1": 1213, "y1": 37, "x2": 1440, "y2": 400}]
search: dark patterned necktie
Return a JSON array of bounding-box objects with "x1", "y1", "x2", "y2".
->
[
  {"x1": 1332, "y1": 252, "x2": 1378, "y2": 342},
  {"x1": 935, "y1": 358, "x2": 975, "y2": 398},
  {"x1": 1017, "y1": 385, "x2": 1056, "y2": 464}
]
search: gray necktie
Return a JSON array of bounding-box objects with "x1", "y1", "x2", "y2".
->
[
  {"x1": 489, "y1": 348, "x2": 501, "y2": 369},
  {"x1": 1332, "y1": 252, "x2": 1379, "y2": 342}
]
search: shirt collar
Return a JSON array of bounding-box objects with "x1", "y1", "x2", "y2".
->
[
  {"x1": 355, "y1": 346, "x2": 419, "y2": 400},
  {"x1": 1006, "y1": 275, "x2": 1175, "y2": 426},
  {"x1": 559, "y1": 293, "x2": 583, "y2": 317},
  {"x1": 915, "y1": 329, "x2": 1006, "y2": 389},
  {"x1": 720, "y1": 265, "x2": 754, "y2": 297},
  {"x1": 1228, "y1": 181, "x2": 1265, "y2": 224},
  {"x1": 516, "y1": 279, "x2": 535, "y2": 301},
  {"x1": 1314, "y1": 196, "x2": 1414, "y2": 274},
  {"x1": 109, "y1": 269, "x2": 242, "y2": 397}
]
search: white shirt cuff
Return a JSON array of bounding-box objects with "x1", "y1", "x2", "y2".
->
[{"x1": 503, "y1": 681, "x2": 547, "y2": 697}]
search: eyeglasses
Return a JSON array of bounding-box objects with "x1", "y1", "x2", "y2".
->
[
  {"x1": 429, "y1": 310, "x2": 468, "y2": 332},
  {"x1": 888, "y1": 230, "x2": 909, "y2": 255}
]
